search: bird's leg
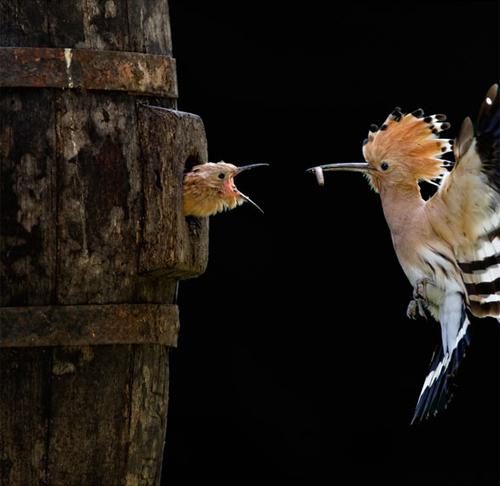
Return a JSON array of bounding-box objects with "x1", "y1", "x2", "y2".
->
[
  {"x1": 414, "y1": 278, "x2": 431, "y2": 301},
  {"x1": 407, "y1": 278, "x2": 432, "y2": 320},
  {"x1": 407, "y1": 298, "x2": 428, "y2": 320}
]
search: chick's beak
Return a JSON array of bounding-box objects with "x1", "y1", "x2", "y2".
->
[
  {"x1": 232, "y1": 163, "x2": 268, "y2": 214},
  {"x1": 234, "y1": 163, "x2": 269, "y2": 175},
  {"x1": 238, "y1": 192, "x2": 265, "y2": 214},
  {"x1": 307, "y1": 162, "x2": 371, "y2": 174}
]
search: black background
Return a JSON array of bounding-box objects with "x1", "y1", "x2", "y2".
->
[{"x1": 163, "y1": 2, "x2": 499, "y2": 485}]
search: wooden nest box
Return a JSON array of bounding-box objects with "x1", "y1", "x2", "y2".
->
[{"x1": 0, "y1": 1, "x2": 208, "y2": 484}]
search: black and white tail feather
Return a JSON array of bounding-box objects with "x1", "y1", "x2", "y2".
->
[
  {"x1": 412, "y1": 84, "x2": 500, "y2": 423},
  {"x1": 411, "y1": 298, "x2": 471, "y2": 424}
]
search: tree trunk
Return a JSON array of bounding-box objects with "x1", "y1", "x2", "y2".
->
[{"x1": 0, "y1": 1, "x2": 208, "y2": 484}]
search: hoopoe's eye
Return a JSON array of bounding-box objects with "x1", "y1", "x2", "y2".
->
[
  {"x1": 380, "y1": 162, "x2": 389, "y2": 171},
  {"x1": 218, "y1": 173, "x2": 225, "y2": 179}
]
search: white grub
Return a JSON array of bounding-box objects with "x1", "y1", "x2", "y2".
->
[{"x1": 314, "y1": 166, "x2": 324, "y2": 186}]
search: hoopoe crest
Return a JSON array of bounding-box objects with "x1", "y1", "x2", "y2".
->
[
  {"x1": 362, "y1": 109, "x2": 452, "y2": 191},
  {"x1": 309, "y1": 84, "x2": 499, "y2": 423},
  {"x1": 183, "y1": 162, "x2": 268, "y2": 217}
]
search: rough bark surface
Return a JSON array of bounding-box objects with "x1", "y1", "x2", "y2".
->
[{"x1": 0, "y1": 1, "x2": 206, "y2": 484}]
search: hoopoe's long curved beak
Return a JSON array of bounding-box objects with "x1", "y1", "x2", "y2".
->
[
  {"x1": 308, "y1": 162, "x2": 371, "y2": 173},
  {"x1": 238, "y1": 192, "x2": 264, "y2": 214},
  {"x1": 235, "y1": 163, "x2": 269, "y2": 174},
  {"x1": 233, "y1": 163, "x2": 268, "y2": 214}
]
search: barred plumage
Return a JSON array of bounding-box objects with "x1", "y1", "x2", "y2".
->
[
  {"x1": 430, "y1": 84, "x2": 500, "y2": 322},
  {"x1": 308, "y1": 84, "x2": 499, "y2": 423}
]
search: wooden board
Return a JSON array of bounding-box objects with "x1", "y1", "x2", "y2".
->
[
  {"x1": 0, "y1": 1, "x2": 207, "y2": 484},
  {"x1": 138, "y1": 106, "x2": 209, "y2": 278}
]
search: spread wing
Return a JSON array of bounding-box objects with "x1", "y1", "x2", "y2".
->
[{"x1": 429, "y1": 84, "x2": 500, "y2": 318}]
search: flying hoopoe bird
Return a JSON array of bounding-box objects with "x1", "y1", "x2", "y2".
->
[
  {"x1": 183, "y1": 162, "x2": 268, "y2": 217},
  {"x1": 308, "y1": 85, "x2": 499, "y2": 423}
]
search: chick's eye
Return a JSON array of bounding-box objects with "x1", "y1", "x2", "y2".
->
[
  {"x1": 218, "y1": 173, "x2": 225, "y2": 179},
  {"x1": 380, "y1": 162, "x2": 389, "y2": 171}
]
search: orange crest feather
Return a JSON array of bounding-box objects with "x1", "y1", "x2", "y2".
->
[{"x1": 362, "y1": 108, "x2": 453, "y2": 185}]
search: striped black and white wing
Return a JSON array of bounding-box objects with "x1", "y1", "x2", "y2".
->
[
  {"x1": 432, "y1": 84, "x2": 500, "y2": 318},
  {"x1": 413, "y1": 85, "x2": 499, "y2": 423}
]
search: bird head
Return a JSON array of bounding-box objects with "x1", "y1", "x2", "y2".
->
[
  {"x1": 309, "y1": 108, "x2": 453, "y2": 193},
  {"x1": 183, "y1": 161, "x2": 268, "y2": 217}
]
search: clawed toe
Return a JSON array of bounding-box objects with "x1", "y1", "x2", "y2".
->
[
  {"x1": 407, "y1": 300, "x2": 418, "y2": 319},
  {"x1": 407, "y1": 298, "x2": 428, "y2": 320},
  {"x1": 414, "y1": 278, "x2": 431, "y2": 301}
]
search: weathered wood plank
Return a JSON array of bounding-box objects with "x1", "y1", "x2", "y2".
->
[
  {"x1": 55, "y1": 90, "x2": 142, "y2": 304},
  {"x1": 127, "y1": 0, "x2": 173, "y2": 55},
  {"x1": 46, "y1": 1, "x2": 86, "y2": 47},
  {"x1": 138, "y1": 106, "x2": 209, "y2": 279},
  {"x1": 126, "y1": 345, "x2": 170, "y2": 485},
  {"x1": 81, "y1": 0, "x2": 130, "y2": 50},
  {"x1": 0, "y1": 1, "x2": 50, "y2": 47},
  {"x1": 2, "y1": 0, "x2": 173, "y2": 53},
  {"x1": 0, "y1": 89, "x2": 56, "y2": 306},
  {"x1": 0, "y1": 348, "x2": 51, "y2": 486},
  {"x1": 46, "y1": 345, "x2": 131, "y2": 484},
  {"x1": 47, "y1": 0, "x2": 173, "y2": 54}
]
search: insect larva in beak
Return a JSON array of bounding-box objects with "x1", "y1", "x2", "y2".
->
[{"x1": 314, "y1": 166, "x2": 324, "y2": 186}]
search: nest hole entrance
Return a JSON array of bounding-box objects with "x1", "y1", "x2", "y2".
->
[
  {"x1": 184, "y1": 154, "x2": 203, "y2": 174},
  {"x1": 183, "y1": 154, "x2": 207, "y2": 229}
]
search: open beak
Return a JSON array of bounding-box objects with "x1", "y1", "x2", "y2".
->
[
  {"x1": 239, "y1": 192, "x2": 264, "y2": 214},
  {"x1": 234, "y1": 163, "x2": 269, "y2": 175},
  {"x1": 307, "y1": 162, "x2": 371, "y2": 174},
  {"x1": 233, "y1": 164, "x2": 268, "y2": 214}
]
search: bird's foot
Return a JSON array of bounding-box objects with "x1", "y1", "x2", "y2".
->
[
  {"x1": 407, "y1": 298, "x2": 428, "y2": 320},
  {"x1": 407, "y1": 278, "x2": 432, "y2": 320},
  {"x1": 414, "y1": 278, "x2": 431, "y2": 301}
]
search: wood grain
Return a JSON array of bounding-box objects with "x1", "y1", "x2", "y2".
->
[{"x1": 0, "y1": 1, "x2": 207, "y2": 484}]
